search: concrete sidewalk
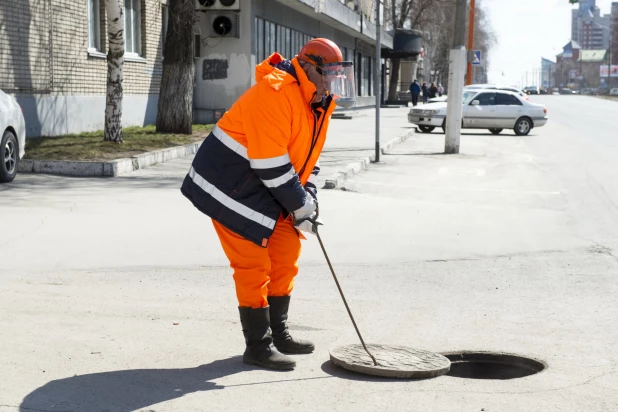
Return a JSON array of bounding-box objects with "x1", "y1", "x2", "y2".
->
[
  {"x1": 17, "y1": 106, "x2": 413, "y2": 180},
  {"x1": 318, "y1": 106, "x2": 414, "y2": 188}
]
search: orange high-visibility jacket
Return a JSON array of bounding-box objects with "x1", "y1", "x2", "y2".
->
[{"x1": 181, "y1": 53, "x2": 336, "y2": 247}]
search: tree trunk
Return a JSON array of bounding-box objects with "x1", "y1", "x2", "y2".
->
[
  {"x1": 388, "y1": 57, "x2": 401, "y2": 101},
  {"x1": 156, "y1": 0, "x2": 196, "y2": 134},
  {"x1": 104, "y1": 0, "x2": 124, "y2": 143}
]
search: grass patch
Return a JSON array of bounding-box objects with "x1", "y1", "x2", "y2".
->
[{"x1": 24, "y1": 124, "x2": 214, "y2": 161}]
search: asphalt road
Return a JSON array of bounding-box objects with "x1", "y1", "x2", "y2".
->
[{"x1": 1, "y1": 95, "x2": 618, "y2": 411}]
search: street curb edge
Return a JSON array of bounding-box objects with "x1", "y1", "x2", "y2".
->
[
  {"x1": 323, "y1": 129, "x2": 413, "y2": 189},
  {"x1": 18, "y1": 142, "x2": 202, "y2": 177}
]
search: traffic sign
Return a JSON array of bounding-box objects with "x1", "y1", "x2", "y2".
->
[{"x1": 472, "y1": 50, "x2": 481, "y2": 65}]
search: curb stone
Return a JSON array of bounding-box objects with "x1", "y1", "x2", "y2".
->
[
  {"x1": 18, "y1": 142, "x2": 202, "y2": 177},
  {"x1": 323, "y1": 129, "x2": 413, "y2": 189}
]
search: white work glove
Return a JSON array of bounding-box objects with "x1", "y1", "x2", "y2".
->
[
  {"x1": 294, "y1": 212, "x2": 324, "y2": 235},
  {"x1": 292, "y1": 195, "x2": 322, "y2": 235}
]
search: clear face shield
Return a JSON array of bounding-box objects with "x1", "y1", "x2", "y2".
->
[{"x1": 318, "y1": 62, "x2": 356, "y2": 109}]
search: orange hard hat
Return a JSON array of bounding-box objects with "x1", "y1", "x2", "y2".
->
[{"x1": 298, "y1": 38, "x2": 344, "y2": 67}]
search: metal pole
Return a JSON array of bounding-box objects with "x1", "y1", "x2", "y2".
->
[
  {"x1": 375, "y1": 0, "x2": 381, "y2": 163},
  {"x1": 316, "y1": 231, "x2": 378, "y2": 366},
  {"x1": 607, "y1": 33, "x2": 612, "y2": 93},
  {"x1": 444, "y1": 0, "x2": 467, "y2": 154},
  {"x1": 466, "y1": 0, "x2": 475, "y2": 86}
]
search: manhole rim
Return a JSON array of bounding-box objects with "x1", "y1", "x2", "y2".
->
[{"x1": 441, "y1": 350, "x2": 548, "y2": 376}]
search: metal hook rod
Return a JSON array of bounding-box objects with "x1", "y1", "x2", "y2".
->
[{"x1": 314, "y1": 228, "x2": 379, "y2": 366}]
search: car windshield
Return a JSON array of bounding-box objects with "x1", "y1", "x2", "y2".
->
[{"x1": 462, "y1": 91, "x2": 478, "y2": 105}]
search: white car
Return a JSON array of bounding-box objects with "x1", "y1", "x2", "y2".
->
[
  {"x1": 610, "y1": 88, "x2": 618, "y2": 96},
  {"x1": 0, "y1": 89, "x2": 26, "y2": 183},
  {"x1": 430, "y1": 86, "x2": 528, "y2": 103},
  {"x1": 408, "y1": 90, "x2": 548, "y2": 136}
]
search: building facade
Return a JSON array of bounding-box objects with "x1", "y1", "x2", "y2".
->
[
  {"x1": 1, "y1": 0, "x2": 419, "y2": 138},
  {"x1": 571, "y1": 0, "x2": 610, "y2": 50},
  {"x1": 578, "y1": 49, "x2": 608, "y2": 87},
  {"x1": 192, "y1": 0, "x2": 401, "y2": 123},
  {"x1": 0, "y1": 0, "x2": 166, "y2": 137},
  {"x1": 541, "y1": 58, "x2": 556, "y2": 89}
]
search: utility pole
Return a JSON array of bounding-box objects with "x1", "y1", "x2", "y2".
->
[
  {"x1": 374, "y1": 0, "x2": 381, "y2": 162},
  {"x1": 607, "y1": 33, "x2": 612, "y2": 93},
  {"x1": 466, "y1": 0, "x2": 476, "y2": 86},
  {"x1": 444, "y1": 0, "x2": 467, "y2": 154}
]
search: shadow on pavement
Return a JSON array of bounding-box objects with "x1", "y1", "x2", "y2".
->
[
  {"x1": 0, "y1": 173, "x2": 184, "y2": 195},
  {"x1": 320, "y1": 360, "x2": 428, "y2": 383},
  {"x1": 19, "y1": 356, "x2": 264, "y2": 412}
]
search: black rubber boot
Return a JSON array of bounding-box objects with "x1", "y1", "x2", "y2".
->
[
  {"x1": 268, "y1": 296, "x2": 315, "y2": 354},
  {"x1": 238, "y1": 306, "x2": 296, "y2": 370}
]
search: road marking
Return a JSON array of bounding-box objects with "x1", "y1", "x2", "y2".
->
[{"x1": 344, "y1": 180, "x2": 561, "y2": 195}]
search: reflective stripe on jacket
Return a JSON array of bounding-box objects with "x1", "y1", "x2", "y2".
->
[{"x1": 181, "y1": 53, "x2": 336, "y2": 247}]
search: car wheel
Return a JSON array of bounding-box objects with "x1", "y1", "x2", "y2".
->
[
  {"x1": 1, "y1": 130, "x2": 19, "y2": 183},
  {"x1": 441, "y1": 119, "x2": 446, "y2": 134},
  {"x1": 418, "y1": 125, "x2": 435, "y2": 133},
  {"x1": 489, "y1": 128, "x2": 503, "y2": 135},
  {"x1": 514, "y1": 117, "x2": 532, "y2": 136}
]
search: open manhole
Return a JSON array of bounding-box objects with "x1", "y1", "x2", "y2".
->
[{"x1": 444, "y1": 352, "x2": 545, "y2": 380}]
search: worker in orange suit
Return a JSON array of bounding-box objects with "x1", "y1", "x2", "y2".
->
[{"x1": 181, "y1": 38, "x2": 356, "y2": 370}]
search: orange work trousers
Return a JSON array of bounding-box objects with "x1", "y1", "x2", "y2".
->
[{"x1": 212, "y1": 215, "x2": 301, "y2": 308}]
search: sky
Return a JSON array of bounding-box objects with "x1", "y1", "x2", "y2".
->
[{"x1": 484, "y1": 0, "x2": 615, "y2": 87}]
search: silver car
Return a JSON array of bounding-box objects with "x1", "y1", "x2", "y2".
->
[
  {"x1": 0, "y1": 89, "x2": 26, "y2": 183},
  {"x1": 408, "y1": 90, "x2": 548, "y2": 136}
]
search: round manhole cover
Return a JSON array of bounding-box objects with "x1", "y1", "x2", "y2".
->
[{"x1": 330, "y1": 344, "x2": 451, "y2": 378}]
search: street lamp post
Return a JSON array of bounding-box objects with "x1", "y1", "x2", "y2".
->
[{"x1": 374, "y1": 0, "x2": 381, "y2": 162}]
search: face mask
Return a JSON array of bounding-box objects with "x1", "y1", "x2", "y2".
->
[{"x1": 317, "y1": 62, "x2": 356, "y2": 109}]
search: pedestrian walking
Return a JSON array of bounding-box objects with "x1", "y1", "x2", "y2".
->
[
  {"x1": 181, "y1": 39, "x2": 356, "y2": 371},
  {"x1": 421, "y1": 82, "x2": 429, "y2": 104},
  {"x1": 409, "y1": 79, "x2": 421, "y2": 106},
  {"x1": 438, "y1": 84, "x2": 444, "y2": 97},
  {"x1": 429, "y1": 82, "x2": 438, "y2": 99}
]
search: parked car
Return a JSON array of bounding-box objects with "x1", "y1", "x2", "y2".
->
[
  {"x1": 429, "y1": 86, "x2": 528, "y2": 103},
  {"x1": 560, "y1": 88, "x2": 576, "y2": 95},
  {"x1": 408, "y1": 90, "x2": 548, "y2": 136},
  {"x1": 0, "y1": 89, "x2": 26, "y2": 183},
  {"x1": 464, "y1": 84, "x2": 498, "y2": 91},
  {"x1": 610, "y1": 88, "x2": 618, "y2": 96},
  {"x1": 428, "y1": 95, "x2": 448, "y2": 103}
]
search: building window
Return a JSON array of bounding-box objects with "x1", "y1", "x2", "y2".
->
[
  {"x1": 357, "y1": 52, "x2": 362, "y2": 95},
  {"x1": 254, "y1": 17, "x2": 315, "y2": 62},
  {"x1": 266, "y1": 21, "x2": 276, "y2": 58},
  {"x1": 125, "y1": 0, "x2": 142, "y2": 56},
  {"x1": 87, "y1": 0, "x2": 101, "y2": 51},
  {"x1": 285, "y1": 27, "x2": 291, "y2": 58},
  {"x1": 256, "y1": 17, "x2": 264, "y2": 62}
]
